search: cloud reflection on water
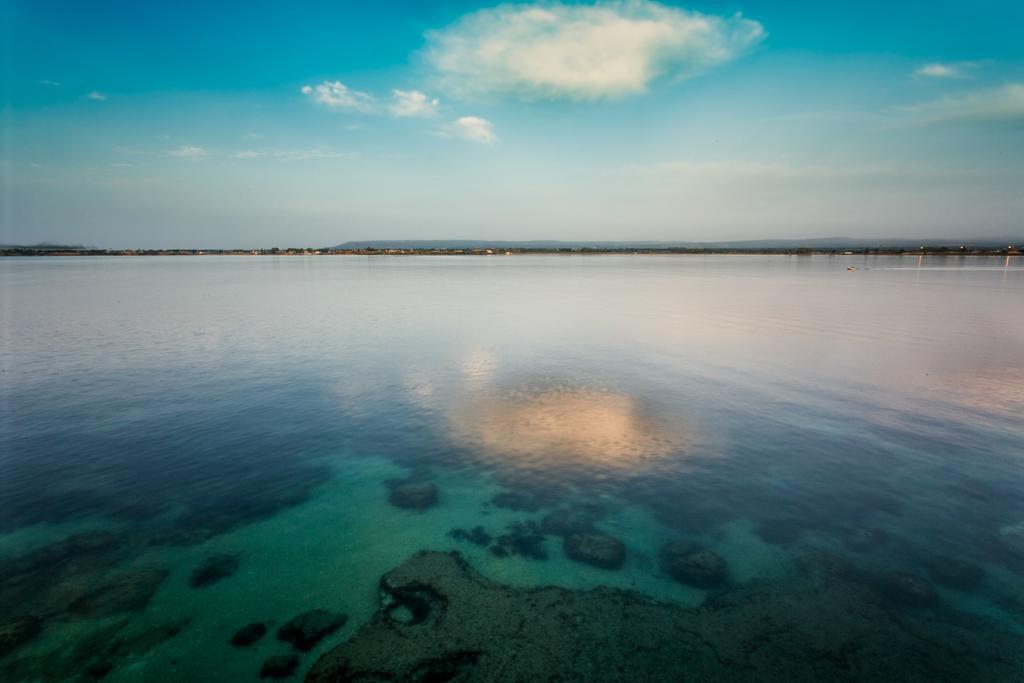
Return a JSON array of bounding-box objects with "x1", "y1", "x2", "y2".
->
[{"x1": 448, "y1": 384, "x2": 691, "y2": 474}]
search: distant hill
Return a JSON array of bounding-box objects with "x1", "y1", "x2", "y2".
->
[{"x1": 335, "y1": 237, "x2": 1021, "y2": 251}]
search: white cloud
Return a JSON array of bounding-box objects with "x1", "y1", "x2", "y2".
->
[
  {"x1": 301, "y1": 80, "x2": 374, "y2": 111},
  {"x1": 914, "y1": 62, "x2": 979, "y2": 79},
  {"x1": 449, "y1": 116, "x2": 497, "y2": 144},
  {"x1": 37, "y1": 79, "x2": 61, "y2": 87},
  {"x1": 167, "y1": 145, "x2": 208, "y2": 159},
  {"x1": 903, "y1": 83, "x2": 1024, "y2": 125},
  {"x1": 915, "y1": 63, "x2": 958, "y2": 79},
  {"x1": 86, "y1": 91, "x2": 107, "y2": 101},
  {"x1": 390, "y1": 89, "x2": 440, "y2": 117},
  {"x1": 425, "y1": 0, "x2": 764, "y2": 101}
]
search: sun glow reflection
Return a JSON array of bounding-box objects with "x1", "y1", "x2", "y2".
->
[{"x1": 448, "y1": 386, "x2": 690, "y2": 472}]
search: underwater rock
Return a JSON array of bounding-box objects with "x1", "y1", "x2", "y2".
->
[
  {"x1": 278, "y1": 610, "x2": 348, "y2": 652},
  {"x1": 308, "y1": 550, "x2": 1024, "y2": 682},
  {"x1": 489, "y1": 521, "x2": 547, "y2": 560},
  {"x1": 189, "y1": 554, "x2": 240, "y2": 588},
  {"x1": 843, "y1": 526, "x2": 887, "y2": 552},
  {"x1": 388, "y1": 481, "x2": 439, "y2": 510},
  {"x1": 927, "y1": 558, "x2": 985, "y2": 591},
  {"x1": 563, "y1": 532, "x2": 626, "y2": 570},
  {"x1": 307, "y1": 550, "x2": 718, "y2": 682},
  {"x1": 231, "y1": 622, "x2": 268, "y2": 647},
  {"x1": 385, "y1": 583, "x2": 446, "y2": 627},
  {"x1": 881, "y1": 572, "x2": 939, "y2": 608},
  {"x1": 540, "y1": 505, "x2": 602, "y2": 537},
  {"x1": 68, "y1": 567, "x2": 167, "y2": 618},
  {"x1": 0, "y1": 615, "x2": 43, "y2": 658},
  {"x1": 662, "y1": 543, "x2": 728, "y2": 588},
  {"x1": 260, "y1": 654, "x2": 299, "y2": 679},
  {"x1": 448, "y1": 526, "x2": 492, "y2": 547}
]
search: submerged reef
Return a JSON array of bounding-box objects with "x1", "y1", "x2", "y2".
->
[
  {"x1": 0, "y1": 617, "x2": 42, "y2": 659},
  {"x1": 563, "y1": 532, "x2": 626, "y2": 569},
  {"x1": 230, "y1": 622, "x2": 267, "y2": 647},
  {"x1": 387, "y1": 480, "x2": 439, "y2": 511},
  {"x1": 189, "y1": 554, "x2": 240, "y2": 588},
  {"x1": 307, "y1": 550, "x2": 1024, "y2": 682},
  {"x1": 2, "y1": 617, "x2": 188, "y2": 681},
  {"x1": 68, "y1": 567, "x2": 168, "y2": 619},
  {"x1": 448, "y1": 526, "x2": 492, "y2": 547},
  {"x1": 488, "y1": 521, "x2": 547, "y2": 560},
  {"x1": 662, "y1": 542, "x2": 729, "y2": 588},
  {"x1": 539, "y1": 504, "x2": 605, "y2": 537},
  {"x1": 278, "y1": 610, "x2": 349, "y2": 652},
  {"x1": 261, "y1": 654, "x2": 300, "y2": 679}
]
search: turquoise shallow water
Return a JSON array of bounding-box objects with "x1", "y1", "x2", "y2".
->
[{"x1": 1, "y1": 254, "x2": 1023, "y2": 680}]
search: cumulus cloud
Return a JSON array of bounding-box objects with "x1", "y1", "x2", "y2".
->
[
  {"x1": 448, "y1": 116, "x2": 497, "y2": 143},
  {"x1": 904, "y1": 83, "x2": 1024, "y2": 125},
  {"x1": 86, "y1": 91, "x2": 107, "y2": 101},
  {"x1": 914, "y1": 62, "x2": 978, "y2": 79},
  {"x1": 424, "y1": 0, "x2": 764, "y2": 101},
  {"x1": 301, "y1": 80, "x2": 374, "y2": 111},
  {"x1": 167, "y1": 145, "x2": 208, "y2": 159},
  {"x1": 390, "y1": 89, "x2": 440, "y2": 117}
]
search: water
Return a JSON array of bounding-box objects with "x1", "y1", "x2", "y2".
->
[{"x1": 1, "y1": 254, "x2": 1022, "y2": 680}]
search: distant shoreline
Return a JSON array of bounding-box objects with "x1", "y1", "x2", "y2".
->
[{"x1": 2, "y1": 247, "x2": 1020, "y2": 257}]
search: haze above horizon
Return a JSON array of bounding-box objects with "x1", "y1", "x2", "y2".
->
[{"x1": 3, "y1": 0, "x2": 1023, "y2": 249}]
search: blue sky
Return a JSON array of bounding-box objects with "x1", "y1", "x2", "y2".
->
[{"x1": 2, "y1": 0, "x2": 1023, "y2": 247}]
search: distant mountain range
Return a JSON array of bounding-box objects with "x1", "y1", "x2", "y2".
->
[{"x1": 335, "y1": 237, "x2": 1021, "y2": 250}]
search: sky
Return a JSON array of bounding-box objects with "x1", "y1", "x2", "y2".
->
[{"x1": 1, "y1": 0, "x2": 1023, "y2": 248}]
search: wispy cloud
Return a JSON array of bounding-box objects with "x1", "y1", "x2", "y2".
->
[
  {"x1": 167, "y1": 145, "x2": 208, "y2": 159},
  {"x1": 446, "y1": 116, "x2": 497, "y2": 144},
  {"x1": 232, "y1": 147, "x2": 358, "y2": 161},
  {"x1": 390, "y1": 89, "x2": 440, "y2": 117},
  {"x1": 902, "y1": 83, "x2": 1024, "y2": 125},
  {"x1": 301, "y1": 81, "x2": 375, "y2": 112},
  {"x1": 913, "y1": 61, "x2": 979, "y2": 79},
  {"x1": 425, "y1": 0, "x2": 764, "y2": 101},
  {"x1": 86, "y1": 91, "x2": 107, "y2": 101},
  {"x1": 37, "y1": 79, "x2": 61, "y2": 87}
]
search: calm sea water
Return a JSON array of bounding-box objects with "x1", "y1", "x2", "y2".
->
[{"x1": 1, "y1": 255, "x2": 1023, "y2": 680}]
